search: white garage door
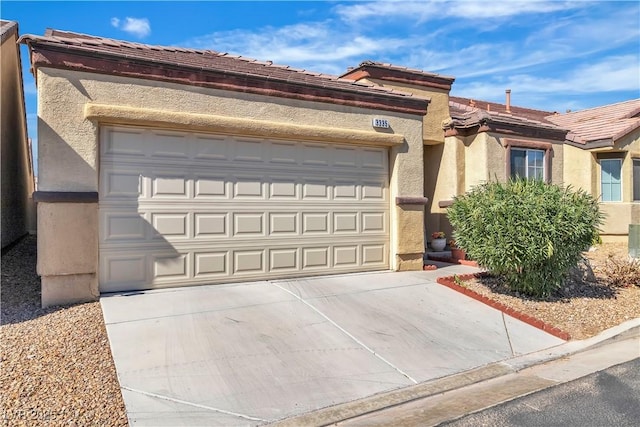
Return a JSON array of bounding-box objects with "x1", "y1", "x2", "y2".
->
[{"x1": 99, "y1": 126, "x2": 390, "y2": 292}]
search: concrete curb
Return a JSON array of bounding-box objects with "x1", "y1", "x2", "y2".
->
[
  {"x1": 435, "y1": 273, "x2": 571, "y2": 340},
  {"x1": 267, "y1": 319, "x2": 640, "y2": 426}
]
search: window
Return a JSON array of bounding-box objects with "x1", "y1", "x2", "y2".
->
[
  {"x1": 601, "y1": 159, "x2": 622, "y2": 202},
  {"x1": 510, "y1": 148, "x2": 544, "y2": 180},
  {"x1": 634, "y1": 159, "x2": 640, "y2": 201}
]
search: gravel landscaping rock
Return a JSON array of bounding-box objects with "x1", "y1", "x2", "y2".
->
[
  {"x1": 459, "y1": 243, "x2": 640, "y2": 340},
  {"x1": 1, "y1": 236, "x2": 127, "y2": 426},
  {"x1": 2, "y1": 236, "x2": 638, "y2": 426}
]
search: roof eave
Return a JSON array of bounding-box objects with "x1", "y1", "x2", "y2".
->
[
  {"x1": 342, "y1": 64, "x2": 455, "y2": 92},
  {"x1": 22, "y1": 38, "x2": 429, "y2": 116}
]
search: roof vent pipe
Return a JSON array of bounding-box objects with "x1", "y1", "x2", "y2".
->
[{"x1": 505, "y1": 89, "x2": 511, "y2": 113}]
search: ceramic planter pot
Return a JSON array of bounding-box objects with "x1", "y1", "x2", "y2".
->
[
  {"x1": 451, "y1": 248, "x2": 466, "y2": 260},
  {"x1": 431, "y1": 238, "x2": 446, "y2": 251}
]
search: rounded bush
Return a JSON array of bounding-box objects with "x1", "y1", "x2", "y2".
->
[{"x1": 447, "y1": 179, "x2": 603, "y2": 297}]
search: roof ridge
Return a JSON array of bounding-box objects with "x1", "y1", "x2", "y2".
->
[
  {"x1": 450, "y1": 95, "x2": 556, "y2": 115},
  {"x1": 358, "y1": 60, "x2": 456, "y2": 80},
  {"x1": 554, "y1": 98, "x2": 640, "y2": 117},
  {"x1": 39, "y1": 29, "x2": 400, "y2": 89}
]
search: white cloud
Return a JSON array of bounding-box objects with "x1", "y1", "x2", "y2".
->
[
  {"x1": 334, "y1": 0, "x2": 581, "y2": 22},
  {"x1": 183, "y1": 22, "x2": 414, "y2": 74},
  {"x1": 110, "y1": 17, "x2": 150, "y2": 38},
  {"x1": 452, "y1": 55, "x2": 640, "y2": 111}
]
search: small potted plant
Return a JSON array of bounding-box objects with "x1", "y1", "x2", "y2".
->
[
  {"x1": 431, "y1": 231, "x2": 446, "y2": 251},
  {"x1": 449, "y1": 239, "x2": 467, "y2": 260}
]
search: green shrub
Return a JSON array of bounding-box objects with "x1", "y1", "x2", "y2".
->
[{"x1": 447, "y1": 179, "x2": 603, "y2": 297}]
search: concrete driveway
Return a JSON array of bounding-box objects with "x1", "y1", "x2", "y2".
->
[{"x1": 100, "y1": 265, "x2": 565, "y2": 426}]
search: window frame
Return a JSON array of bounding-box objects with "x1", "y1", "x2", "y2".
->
[
  {"x1": 600, "y1": 158, "x2": 623, "y2": 203},
  {"x1": 509, "y1": 147, "x2": 545, "y2": 181},
  {"x1": 503, "y1": 139, "x2": 552, "y2": 183},
  {"x1": 633, "y1": 158, "x2": 640, "y2": 202}
]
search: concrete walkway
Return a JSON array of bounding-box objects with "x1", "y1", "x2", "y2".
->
[{"x1": 100, "y1": 265, "x2": 565, "y2": 426}]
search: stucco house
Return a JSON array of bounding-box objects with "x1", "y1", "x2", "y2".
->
[
  {"x1": 342, "y1": 62, "x2": 568, "y2": 240},
  {"x1": 20, "y1": 28, "x2": 640, "y2": 306},
  {"x1": 547, "y1": 99, "x2": 640, "y2": 242},
  {"x1": 20, "y1": 29, "x2": 429, "y2": 307},
  {"x1": 1, "y1": 20, "x2": 36, "y2": 250}
]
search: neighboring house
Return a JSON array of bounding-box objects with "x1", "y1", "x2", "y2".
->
[
  {"x1": 547, "y1": 100, "x2": 640, "y2": 242},
  {"x1": 1, "y1": 20, "x2": 35, "y2": 250},
  {"x1": 20, "y1": 29, "x2": 429, "y2": 307},
  {"x1": 342, "y1": 62, "x2": 567, "y2": 240}
]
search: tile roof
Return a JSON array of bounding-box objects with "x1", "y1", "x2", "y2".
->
[
  {"x1": 448, "y1": 96, "x2": 564, "y2": 132},
  {"x1": 545, "y1": 99, "x2": 640, "y2": 145},
  {"x1": 340, "y1": 60, "x2": 455, "y2": 91},
  {"x1": 19, "y1": 29, "x2": 426, "y2": 114},
  {"x1": 350, "y1": 60, "x2": 456, "y2": 82},
  {"x1": 0, "y1": 20, "x2": 18, "y2": 43}
]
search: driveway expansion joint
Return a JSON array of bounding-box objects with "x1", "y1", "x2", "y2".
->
[
  {"x1": 436, "y1": 274, "x2": 572, "y2": 340},
  {"x1": 271, "y1": 281, "x2": 419, "y2": 385},
  {"x1": 121, "y1": 386, "x2": 269, "y2": 423}
]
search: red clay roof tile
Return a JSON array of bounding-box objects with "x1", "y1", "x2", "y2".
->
[
  {"x1": 21, "y1": 28, "x2": 420, "y2": 104},
  {"x1": 545, "y1": 99, "x2": 640, "y2": 145}
]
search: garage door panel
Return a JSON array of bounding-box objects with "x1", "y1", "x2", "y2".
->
[
  {"x1": 150, "y1": 133, "x2": 189, "y2": 159},
  {"x1": 363, "y1": 244, "x2": 386, "y2": 265},
  {"x1": 153, "y1": 253, "x2": 189, "y2": 280},
  {"x1": 194, "y1": 176, "x2": 228, "y2": 198},
  {"x1": 362, "y1": 148, "x2": 387, "y2": 169},
  {"x1": 269, "y1": 213, "x2": 298, "y2": 235},
  {"x1": 151, "y1": 213, "x2": 189, "y2": 239},
  {"x1": 194, "y1": 213, "x2": 227, "y2": 238},
  {"x1": 234, "y1": 250, "x2": 265, "y2": 274},
  {"x1": 100, "y1": 127, "x2": 389, "y2": 292},
  {"x1": 270, "y1": 248, "x2": 298, "y2": 271},
  {"x1": 233, "y1": 213, "x2": 265, "y2": 236},
  {"x1": 152, "y1": 175, "x2": 189, "y2": 198},
  {"x1": 234, "y1": 178, "x2": 264, "y2": 198},
  {"x1": 103, "y1": 255, "x2": 146, "y2": 284},
  {"x1": 302, "y1": 180, "x2": 330, "y2": 199},
  {"x1": 303, "y1": 247, "x2": 329, "y2": 269},
  {"x1": 334, "y1": 147, "x2": 358, "y2": 167},
  {"x1": 104, "y1": 129, "x2": 146, "y2": 157},
  {"x1": 192, "y1": 135, "x2": 229, "y2": 161},
  {"x1": 334, "y1": 181, "x2": 358, "y2": 199},
  {"x1": 102, "y1": 170, "x2": 142, "y2": 198},
  {"x1": 233, "y1": 138, "x2": 264, "y2": 163},
  {"x1": 103, "y1": 214, "x2": 147, "y2": 241},
  {"x1": 269, "y1": 141, "x2": 298, "y2": 164},
  {"x1": 334, "y1": 246, "x2": 359, "y2": 267}
]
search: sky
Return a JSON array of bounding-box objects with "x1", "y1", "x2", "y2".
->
[{"x1": 2, "y1": 1, "x2": 639, "y2": 174}]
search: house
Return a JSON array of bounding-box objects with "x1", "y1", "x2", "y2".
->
[
  {"x1": 342, "y1": 62, "x2": 568, "y2": 240},
  {"x1": 1, "y1": 20, "x2": 35, "y2": 250},
  {"x1": 547, "y1": 100, "x2": 640, "y2": 242},
  {"x1": 20, "y1": 29, "x2": 429, "y2": 307},
  {"x1": 20, "y1": 27, "x2": 639, "y2": 306}
]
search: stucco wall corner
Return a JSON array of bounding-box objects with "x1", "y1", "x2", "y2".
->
[
  {"x1": 36, "y1": 202, "x2": 98, "y2": 276},
  {"x1": 394, "y1": 204, "x2": 425, "y2": 261},
  {"x1": 41, "y1": 274, "x2": 99, "y2": 307}
]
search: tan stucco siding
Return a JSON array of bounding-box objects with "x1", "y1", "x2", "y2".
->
[
  {"x1": 464, "y1": 133, "x2": 491, "y2": 190},
  {"x1": 1, "y1": 32, "x2": 34, "y2": 247},
  {"x1": 37, "y1": 68, "x2": 422, "y2": 191},
  {"x1": 425, "y1": 132, "x2": 565, "y2": 241},
  {"x1": 366, "y1": 79, "x2": 449, "y2": 145},
  {"x1": 563, "y1": 144, "x2": 594, "y2": 192},
  {"x1": 424, "y1": 136, "x2": 464, "y2": 238},
  {"x1": 562, "y1": 128, "x2": 640, "y2": 238},
  {"x1": 36, "y1": 67, "x2": 425, "y2": 304}
]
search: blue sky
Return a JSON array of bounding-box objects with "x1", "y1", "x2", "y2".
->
[{"x1": 2, "y1": 1, "x2": 639, "y2": 173}]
